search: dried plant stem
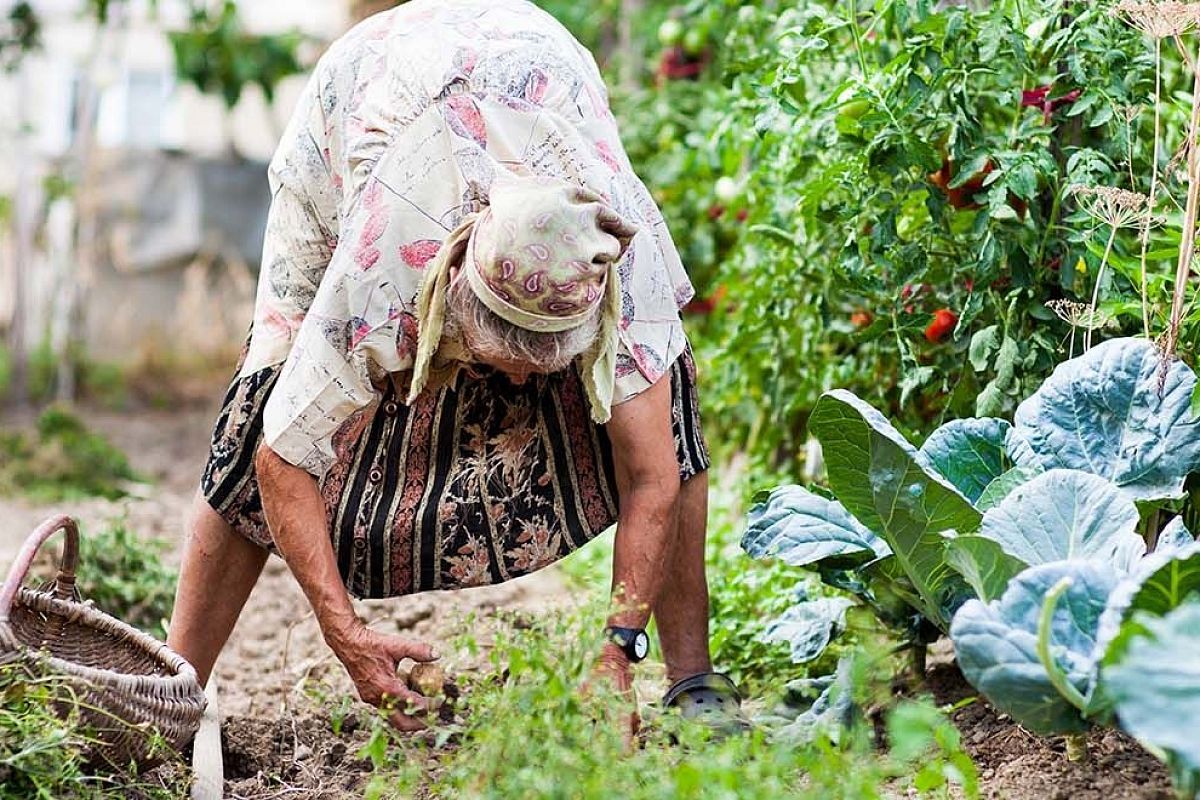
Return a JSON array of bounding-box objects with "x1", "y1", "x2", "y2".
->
[
  {"x1": 1086, "y1": 225, "x2": 1119, "y2": 351},
  {"x1": 1138, "y1": 37, "x2": 1163, "y2": 338},
  {"x1": 1166, "y1": 39, "x2": 1200, "y2": 359},
  {"x1": 1176, "y1": 32, "x2": 1197, "y2": 73}
]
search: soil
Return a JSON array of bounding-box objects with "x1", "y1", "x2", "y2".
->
[
  {"x1": 220, "y1": 712, "x2": 377, "y2": 799},
  {"x1": 926, "y1": 663, "x2": 1174, "y2": 800},
  {"x1": 0, "y1": 403, "x2": 1185, "y2": 799}
]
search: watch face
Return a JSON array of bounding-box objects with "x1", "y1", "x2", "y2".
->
[{"x1": 633, "y1": 631, "x2": 649, "y2": 660}]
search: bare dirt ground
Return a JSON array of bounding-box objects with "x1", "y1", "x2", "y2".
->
[
  {"x1": 925, "y1": 664, "x2": 1173, "y2": 800},
  {"x1": 0, "y1": 405, "x2": 1181, "y2": 799}
]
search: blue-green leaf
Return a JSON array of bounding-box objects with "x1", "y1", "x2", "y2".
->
[
  {"x1": 1103, "y1": 600, "x2": 1200, "y2": 793},
  {"x1": 765, "y1": 658, "x2": 856, "y2": 744},
  {"x1": 944, "y1": 535, "x2": 1027, "y2": 602},
  {"x1": 809, "y1": 390, "x2": 980, "y2": 630},
  {"x1": 763, "y1": 597, "x2": 854, "y2": 664},
  {"x1": 1156, "y1": 517, "x2": 1196, "y2": 555},
  {"x1": 976, "y1": 466, "x2": 1042, "y2": 511},
  {"x1": 977, "y1": 469, "x2": 1145, "y2": 571},
  {"x1": 950, "y1": 561, "x2": 1121, "y2": 734},
  {"x1": 919, "y1": 418, "x2": 1012, "y2": 503},
  {"x1": 743, "y1": 485, "x2": 890, "y2": 569},
  {"x1": 1009, "y1": 338, "x2": 1200, "y2": 501}
]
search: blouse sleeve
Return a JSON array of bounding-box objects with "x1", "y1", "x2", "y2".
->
[
  {"x1": 249, "y1": 54, "x2": 370, "y2": 476},
  {"x1": 240, "y1": 54, "x2": 341, "y2": 378}
]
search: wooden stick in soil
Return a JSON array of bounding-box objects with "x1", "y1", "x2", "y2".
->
[
  {"x1": 1165, "y1": 39, "x2": 1200, "y2": 364},
  {"x1": 191, "y1": 678, "x2": 223, "y2": 800}
]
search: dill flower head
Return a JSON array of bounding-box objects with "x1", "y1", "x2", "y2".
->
[
  {"x1": 1070, "y1": 185, "x2": 1160, "y2": 229},
  {"x1": 1115, "y1": 0, "x2": 1200, "y2": 39},
  {"x1": 1045, "y1": 299, "x2": 1114, "y2": 331}
]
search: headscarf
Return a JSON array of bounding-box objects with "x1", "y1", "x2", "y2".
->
[{"x1": 410, "y1": 175, "x2": 637, "y2": 423}]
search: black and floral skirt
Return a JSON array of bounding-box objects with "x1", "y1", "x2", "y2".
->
[{"x1": 200, "y1": 349, "x2": 709, "y2": 600}]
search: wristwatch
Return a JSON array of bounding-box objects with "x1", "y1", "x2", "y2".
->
[{"x1": 604, "y1": 626, "x2": 650, "y2": 663}]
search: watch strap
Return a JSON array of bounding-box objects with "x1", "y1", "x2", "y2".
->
[{"x1": 604, "y1": 625, "x2": 648, "y2": 663}]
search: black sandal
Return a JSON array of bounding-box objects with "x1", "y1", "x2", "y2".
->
[{"x1": 662, "y1": 672, "x2": 752, "y2": 736}]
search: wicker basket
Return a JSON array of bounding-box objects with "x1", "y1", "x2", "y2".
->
[{"x1": 0, "y1": 514, "x2": 206, "y2": 771}]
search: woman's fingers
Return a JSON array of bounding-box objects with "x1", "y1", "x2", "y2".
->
[
  {"x1": 381, "y1": 633, "x2": 438, "y2": 663},
  {"x1": 381, "y1": 682, "x2": 431, "y2": 732},
  {"x1": 388, "y1": 709, "x2": 428, "y2": 732},
  {"x1": 382, "y1": 683, "x2": 431, "y2": 715}
]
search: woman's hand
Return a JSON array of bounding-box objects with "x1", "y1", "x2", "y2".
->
[
  {"x1": 255, "y1": 444, "x2": 438, "y2": 732},
  {"x1": 330, "y1": 624, "x2": 439, "y2": 732},
  {"x1": 583, "y1": 642, "x2": 639, "y2": 746}
]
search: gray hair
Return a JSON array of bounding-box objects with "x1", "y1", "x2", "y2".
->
[{"x1": 444, "y1": 277, "x2": 602, "y2": 373}]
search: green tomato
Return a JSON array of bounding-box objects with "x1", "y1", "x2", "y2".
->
[
  {"x1": 682, "y1": 28, "x2": 707, "y2": 57},
  {"x1": 838, "y1": 99, "x2": 870, "y2": 120},
  {"x1": 657, "y1": 18, "x2": 683, "y2": 46}
]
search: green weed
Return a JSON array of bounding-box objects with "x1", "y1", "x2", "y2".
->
[
  {"x1": 75, "y1": 522, "x2": 178, "y2": 638},
  {"x1": 0, "y1": 663, "x2": 188, "y2": 800},
  {"x1": 351, "y1": 598, "x2": 977, "y2": 800},
  {"x1": 0, "y1": 407, "x2": 139, "y2": 502}
]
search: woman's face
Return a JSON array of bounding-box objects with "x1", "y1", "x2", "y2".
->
[
  {"x1": 459, "y1": 325, "x2": 551, "y2": 385},
  {"x1": 448, "y1": 264, "x2": 552, "y2": 384}
]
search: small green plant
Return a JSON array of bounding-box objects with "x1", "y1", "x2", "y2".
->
[
  {"x1": 0, "y1": 663, "x2": 187, "y2": 799},
  {"x1": 0, "y1": 407, "x2": 139, "y2": 502},
  {"x1": 886, "y1": 699, "x2": 980, "y2": 799},
  {"x1": 78, "y1": 523, "x2": 178, "y2": 638}
]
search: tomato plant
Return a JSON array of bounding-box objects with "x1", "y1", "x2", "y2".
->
[{"x1": 557, "y1": 0, "x2": 1200, "y2": 471}]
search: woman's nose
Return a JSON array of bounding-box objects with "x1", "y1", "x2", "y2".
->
[{"x1": 508, "y1": 371, "x2": 530, "y2": 385}]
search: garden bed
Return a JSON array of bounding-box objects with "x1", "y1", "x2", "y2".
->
[
  {"x1": 0, "y1": 405, "x2": 1190, "y2": 799},
  {"x1": 927, "y1": 664, "x2": 1173, "y2": 800}
]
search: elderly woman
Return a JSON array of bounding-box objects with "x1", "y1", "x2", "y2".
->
[{"x1": 167, "y1": 0, "x2": 742, "y2": 732}]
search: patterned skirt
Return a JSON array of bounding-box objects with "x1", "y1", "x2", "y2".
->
[{"x1": 200, "y1": 349, "x2": 709, "y2": 600}]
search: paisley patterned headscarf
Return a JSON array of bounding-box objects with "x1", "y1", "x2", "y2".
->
[{"x1": 411, "y1": 175, "x2": 637, "y2": 423}]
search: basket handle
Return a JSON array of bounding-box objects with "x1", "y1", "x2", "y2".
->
[{"x1": 0, "y1": 514, "x2": 80, "y2": 624}]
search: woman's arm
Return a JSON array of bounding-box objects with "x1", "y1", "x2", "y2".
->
[
  {"x1": 605, "y1": 375, "x2": 681, "y2": 631},
  {"x1": 254, "y1": 444, "x2": 436, "y2": 730}
]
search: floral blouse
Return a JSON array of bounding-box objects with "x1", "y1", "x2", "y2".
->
[{"x1": 242, "y1": 0, "x2": 693, "y2": 476}]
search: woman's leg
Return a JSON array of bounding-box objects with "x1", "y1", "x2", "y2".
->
[
  {"x1": 652, "y1": 469, "x2": 714, "y2": 684},
  {"x1": 167, "y1": 491, "x2": 269, "y2": 686}
]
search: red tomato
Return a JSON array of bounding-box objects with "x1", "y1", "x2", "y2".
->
[{"x1": 924, "y1": 309, "x2": 958, "y2": 343}]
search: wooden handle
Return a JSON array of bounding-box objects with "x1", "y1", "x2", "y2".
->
[{"x1": 0, "y1": 514, "x2": 80, "y2": 622}]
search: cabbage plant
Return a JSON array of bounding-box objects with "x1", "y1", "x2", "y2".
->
[
  {"x1": 1102, "y1": 599, "x2": 1200, "y2": 799},
  {"x1": 743, "y1": 338, "x2": 1200, "y2": 677}
]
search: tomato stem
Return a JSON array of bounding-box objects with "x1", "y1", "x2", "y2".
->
[{"x1": 845, "y1": 0, "x2": 869, "y2": 79}]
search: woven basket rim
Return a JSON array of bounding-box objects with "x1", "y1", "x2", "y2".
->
[{"x1": 1, "y1": 586, "x2": 201, "y2": 696}]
